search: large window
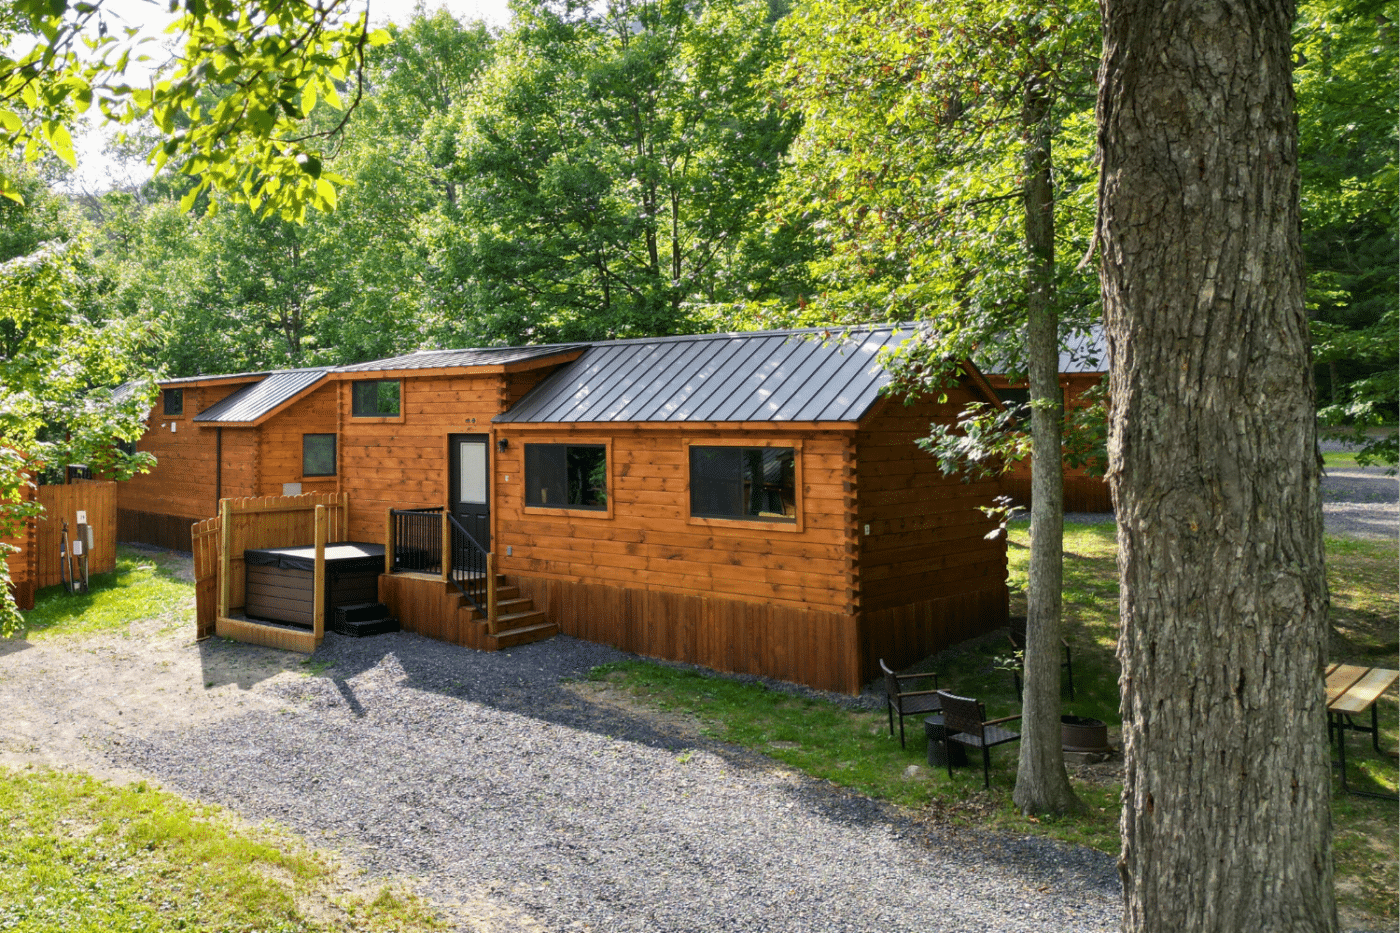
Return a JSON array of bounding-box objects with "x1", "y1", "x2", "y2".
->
[
  {"x1": 352, "y1": 380, "x2": 401, "y2": 417},
  {"x1": 689, "y1": 445, "x2": 796, "y2": 523},
  {"x1": 525, "y1": 444, "x2": 607, "y2": 510},
  {"x1": 303, "y1": 434, "x2": 337, "y2": 477},
  {"x1": 163, "y1": 388, "x2": 183, "y2": 416}
]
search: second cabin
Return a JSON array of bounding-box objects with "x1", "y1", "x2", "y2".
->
[{"x1": 120, "y1": 327, "x2": 1011, "y2": 694}]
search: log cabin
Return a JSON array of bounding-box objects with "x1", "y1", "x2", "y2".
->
[
  {"x1": 119, "y1": 327, "x2": 1010, "y2": 693},
  {"x1": 981, "y1": 327, "x2": 1111, "y2": 514}
]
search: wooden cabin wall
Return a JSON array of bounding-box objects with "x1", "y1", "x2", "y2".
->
[
  {"x1": 117, "y1": 381, "x2": 258, "y2": 549},
  {"x1": 854, "y1": 390, "x2": 1009, "y2": 682},
  {"x1": 495, "y1": 427, "x2": 864, "y2": 692},
  {"x1": 257, "y1": 382, "x2": 338, "y2": 497},
  {"x1": 987, "y1": 372, "x2": 1111, "y2": 513},
  {"x1": 339, "y1": 373, "x2": 504, "y2": 542}
]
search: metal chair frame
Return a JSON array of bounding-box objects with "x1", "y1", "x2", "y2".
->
[
  {"x1": 937, "y1": 690, "x2": 1022, "y2": 789},
  {"x1": 880, "y1": 658, "x2": 941, "y2": 749}
]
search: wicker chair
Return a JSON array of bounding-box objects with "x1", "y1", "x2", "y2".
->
[
  {"x1": 880, "y1": 659, "x2": 941, "y2": 748},
  {"x1": 1008, "y1": 618, "x2": 1074, "y2": 700},
  {"x1": 937, "y1": 690, "x2": 1022, "y2": 789}
]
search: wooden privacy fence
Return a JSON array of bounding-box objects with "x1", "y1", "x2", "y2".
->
[
  {"x1": 191, "y1": 492, "x2": 349, "y2": 651},
  {"x1": 5, "y1": 481, "x2": 117, "y2": 610}
]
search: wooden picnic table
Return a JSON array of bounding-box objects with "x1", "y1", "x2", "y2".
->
[{"x1": 1325, "y1": 661, "x2": 1398, "y2": 799}]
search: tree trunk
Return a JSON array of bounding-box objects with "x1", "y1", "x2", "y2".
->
[
  {"x1": 1096, "y1": 2, "x2": 1336, "y2": 930},
  {"x1": 1013, "y1": 66, "x2": 1082, "y2": 816}
]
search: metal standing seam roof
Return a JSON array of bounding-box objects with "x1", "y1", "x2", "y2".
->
[
  {"x1": 978, "y1": 325, "x2": 1107, "y2": 376},
  {"x1": 193, "y1": 369, "x2": 331, "y2": 424},
  {"x1": 333, "y1": 345, "x2": 587, "y2": 374},
  {"x1": 494, "y1": 327, "x2": 914, "y2": 424}
]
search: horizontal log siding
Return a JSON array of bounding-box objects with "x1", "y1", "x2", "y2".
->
[
  {"x1": 511, "y1": 575, "x2": 863, "y2": 694},
  {"x1": 854, "y1": 391, "x2": 1008, "y2": 681},
  {"x1": 257, "y1": 382, "x2": 338, "y2": 496},
  {"x1": 987, "y1": 372, "x2": 1111, "y2": 512},
  {"x1": 117, "y1": 382, "x2": 260, "y2": 540},
  {"x1": 340, "y1": 373, "x2": 504, "y2": 542},
  {"x1": 494, "y1": 429, "x2": 853, "y2": 613}
]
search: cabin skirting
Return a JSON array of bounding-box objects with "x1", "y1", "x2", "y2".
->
[
  {"x1": 505, "y1": 576, "x2": 1006, "y2": 694},
  {"x1": 512, "y1": 576, "x2": 862, "y2": 693},
  {"x1": 118, "y1": 508, "x2": 202, "y2": 552}
]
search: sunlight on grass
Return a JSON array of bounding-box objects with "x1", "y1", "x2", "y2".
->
[
  {"x1": 0, "y1": 767, "x2": 444, "y2": 933},
  {"x1": 21, "y1": 546, "x2": 194, "y2": 638},
  {"x1": 593, "y1": 520, "x2": 1397, "y2": 922}
]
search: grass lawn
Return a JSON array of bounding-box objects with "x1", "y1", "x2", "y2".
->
[
  {"x1": 0, "y1": 768, "x2": 443, "y2": 933},
  {"x1": 21, "y1": 545, "x2": 194, "y2": 638},
  {"x1": 591, "y1": 521, "x2": 1399, "y2": 924}
]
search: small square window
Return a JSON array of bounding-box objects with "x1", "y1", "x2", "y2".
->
[
  {"x1": 525, "y1": 444, "x2": 607, "y2": 510},
  {"x1": 303, "y1": 434, "x2": 337, "y2": 477},
  {"x1": 163, "y1": 388, "x2": 183, "y2": 416},
  {"x1": 352, "y1": 380, "x2": 400, "y2": 417}
]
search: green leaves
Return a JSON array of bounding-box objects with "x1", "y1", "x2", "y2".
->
[{"x1": 2, "y1": 0, "x2": 387, "y2": 220}]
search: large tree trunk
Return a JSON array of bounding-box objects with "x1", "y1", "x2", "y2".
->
[
  {"x1": 1096, "y1": 2, "x2": 1336, "y2": 930},
  {"x1": 1013, "y1": 67, "x2": 1082, "y2": 816}
]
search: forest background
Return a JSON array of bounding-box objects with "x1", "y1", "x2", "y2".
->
[{"x1": 2, "y1": 0, "x2": 1395, "y2": 475}]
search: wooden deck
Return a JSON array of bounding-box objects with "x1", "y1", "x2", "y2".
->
[{"x1": 379, "y1": 571, "x2": 557, "y2": 651}]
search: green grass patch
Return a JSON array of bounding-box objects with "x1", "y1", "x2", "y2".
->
[
  {"x1": 1321, "y1": 450, "x2": 1362, "y2": 469},
  {"x1": 0, "y1": 767, "x2": 443, "y2": 933},
  {"x1": 591, "y1": 519, "x2": 1397, "y2": 923},
  {"x1": 587, "y1": 660, "x2": 1121, "y2": 853},
  {"x1": 20, "y1": 546, "x2": 194, "y2": 638}
]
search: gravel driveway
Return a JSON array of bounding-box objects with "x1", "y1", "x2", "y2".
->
[{"x1": 2, "y1": 623, "x2": 1120, "y2": 933}]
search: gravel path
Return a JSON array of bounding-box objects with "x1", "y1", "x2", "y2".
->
[{"x1": 92, "y1": 632, "x2": 1119, "y2": 933}]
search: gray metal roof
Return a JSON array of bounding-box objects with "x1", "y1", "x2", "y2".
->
[
  {"x1": 335, "y1": 345, "x2": 586, "y2": 374},
  {"x1": 193, "y1": 369, "x2": 331, "y2": 424},
  {"x1": 495, "y1": 327, "x2": 912, "y2": 425},
  {"x1": 978, "y1": 324, "x2": 1106, "y2": 376}
]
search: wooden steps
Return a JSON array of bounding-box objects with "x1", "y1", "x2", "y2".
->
[
  {"x1": 453, "y1": 573, "x2": 558, "y2": 650},
  {"x1": 381, "y1": 569, "x2": 558, "y2": 651}
]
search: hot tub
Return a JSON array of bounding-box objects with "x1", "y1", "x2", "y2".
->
[{"x1": 243, "y1": 542, "x2": 385, "y2": 628}]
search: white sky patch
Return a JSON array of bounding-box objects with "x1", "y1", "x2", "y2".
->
[{"x1": 62, "y1": 0, "x2": 513, "y2": 193}]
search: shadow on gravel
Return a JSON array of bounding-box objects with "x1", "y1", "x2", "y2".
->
[{"x1": 0, "y1": 637, "x2": 33, "y2": 659}]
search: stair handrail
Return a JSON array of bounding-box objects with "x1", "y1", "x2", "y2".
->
[{"x1": 443, "y1": 511, "x2": 495, "y2": 629}]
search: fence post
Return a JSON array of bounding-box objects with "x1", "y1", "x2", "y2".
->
[
  {"x1": 218, "y1": 498, "x2": 231, "y2": 620},
  {"x1": 313, "y1": 504, "x2": 327, "y2": 645},
  {"x1": 486, "y1": 551, "x2": 498, "y2": 634},
  {"x1": 384, "y1": 508, "x2": 394, "y2": 575},
  {"x1": 440, "y1": 511, "x2": 450, "y2": 584}
]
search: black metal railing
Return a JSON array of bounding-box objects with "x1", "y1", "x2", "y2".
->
[
  {"x1": 391, "y1": 507, "x2": 443, "y2": 574},
  {"x1": 446, "y1": 511, "x2": 489, "y2": 618}
]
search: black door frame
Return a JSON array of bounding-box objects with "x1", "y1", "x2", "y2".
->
[{"x1": 448, "y1": 433, "x2": 491, "y2": 550}]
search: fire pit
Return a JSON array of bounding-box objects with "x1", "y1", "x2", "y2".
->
[{"x1": 1061, "y1": 715, "x2": 1110, "y2": 753}]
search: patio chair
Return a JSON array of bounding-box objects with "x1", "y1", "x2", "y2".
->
[
  {"x1": 880, "y1": 659, "x2": 942, "y2": 749},
  {"x1": 1008, "y1": 618, "x2": 1074, "y2": 700},
  {"x1": 937, "y1": 690, "x2": 1022, "y2": 789}
]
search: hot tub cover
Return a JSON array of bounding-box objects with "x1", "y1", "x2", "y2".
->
[{"x1": 243, "y1": 542, "x2": 385, "y2": 574}]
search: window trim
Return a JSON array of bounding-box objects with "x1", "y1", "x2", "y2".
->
[
  {"x1": 302, "y1": 433, "x2": 337, "y2": 478},
  {"x1": 521, "y1": 437, "x2": 614, "y2": 520},
  {"x1": 162, "y1": 388, "x2": 184, "y2": 418},
  {"x1": 349, "y1": 379, "x2": 404, "y2": 422},
  {"x1": 683, "y1": 438, "x2": 803, "y2": 533}
]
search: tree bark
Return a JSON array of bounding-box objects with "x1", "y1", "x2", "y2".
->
[
  {"x1": 1096, "y1": 2, "x2": 1336, "y2": 930},
  {"x1": 1014, "y1": 67, "x2": 1083, "y2": 816}
]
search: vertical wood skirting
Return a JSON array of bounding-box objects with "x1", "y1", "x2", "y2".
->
[{"x1": 511, "y1": 575, "x2": 864, "y2": 693}]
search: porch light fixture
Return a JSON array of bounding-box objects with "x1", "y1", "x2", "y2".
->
[{"x1": 497, "y1": 438, "x2": 509, "y2": 452}]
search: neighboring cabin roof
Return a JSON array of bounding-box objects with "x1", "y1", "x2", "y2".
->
[
  {"x1": 335, "y1": 345, "x2": 586, "y2": 374},
  {"x1": 978, "y1": 324, "x2": 1107, "y2": 377},
  {"x1": 193, "y1": 368, "x2": 331, "y2": 424},
  {"x1": 495, "y1": 327, "x2": 915, "y2": 425}
]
